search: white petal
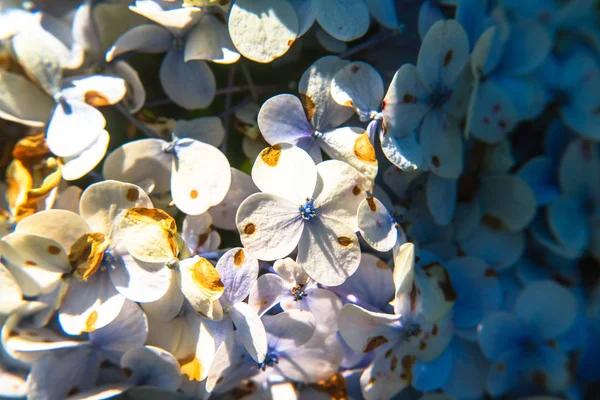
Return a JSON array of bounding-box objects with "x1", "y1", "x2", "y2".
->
[
  {"x1": 297, "y1": 216, "x2": 361, "y2": 286},
  {"x1": 216, "y1": 247, "x2": 259, "y2": 306},
  {"x1": 141, "y1": 271, "x2": 183, "y2": 321},
  {"x1": 108, "y1": 254, "x2": 171, "y2": 303},
  {"x1": 252, "y1": 143, "x2": 317, "y2": 204},
  {"x1": 392, "y1": 242, "x2": 415, "y2": 299},
  {"x1": 314, "y1": 159, "x2": 369, "y2": 228},
  {"x1": 0, "y1": 261, "x2": 23, "y2": 314},
  {"x1": 0, "y1": 69, "x2": 53, "y2": 127},
  {"x1": 59, "y1": 271, "x2": 126, "y2": 335},
  {"x1": 228, "y1": 0, "x2": 298, "y2": 63},
  {"x1": 274, "y1": 257, "x2": 310, "y2": 285},
  {"x1": 338, "y1": 304, "x2": 401, "y2": 353},
  {"x1": 46, "y1": 100, "x2": 106, "y2": 157},
  {"x1": 248, "y1": 273, "x2": 290, "y2": 316},
  {"x1": 330, "y1": 61, "x2": 384, "y2": 117},
  {"x1": 80, "y1": 180, "x2": 153, "y2": 236},
  {"x1": 236, "y1": 193, "x2": 304, "y2": 261},
  {"x1": 111, "y1": 61, "x2": 146, "y2": 113},
  {"x1": 121, "y1": 346, "x2": 181, "y2": 390},
  {"x1": 130, "y1": 1, "x2": 203, "y2": 36},
  {"x1": 357, "y1": 197, "x2": 397, "y2": 252},
  {"x1": 60, "y1": 130, "x2": 110, "y2": 181},
  {"x1": 102, "y1": 138, "x2": 172, "y2": 194},
  {"x1": 208, "y1": 168, "x2": 258, "y2": 231},
  {"x1": 105, "y1": 24, "x2": 172, "y2": 62},
  {"x1": 312, "y1": 0, "x2": 370, "y2": 41},
  {"x1": 1, "y1": 232, "x2": 69, "y2": 273},
  {"x1": 61, "y1": 75, "x2": 127, "y2": 106},
  {"x1": 263, "y1": 309, "x2": 316, "y2": 351},
  {"x1": 171, "y1": 138, "x2": 231, "y2": 215},
  {"x1": 182, "y1": 212, "x2": 220, "y2": 254},
  {"x1": 184, "y1": 13, "x2": 240, "y2": 64},
  {"x1": 231, "y1": 302, "x2": 267, "y2": 363},
  {"x1": 16, "y1": 209, "x2": 90, "y2": 251},
  {"x1": 174, "y1": 116, "x2": 225, "y2": 147},
  {"x1": 319, "y1": 127, "x2": 378, "y2": 182},
  {"x1": 178, "y1": 257, "x2": 224, "y2": 320}
]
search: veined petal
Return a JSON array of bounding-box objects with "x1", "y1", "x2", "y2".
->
[
  {"x1": 341, "y1": 253, "x2": 395, "y2": 312},
  {"x1": 205, "y1": 333, "x2": 257, "y2": 393},
  {"x1": 216, "y1": 247, "x2": 258, "y2": 306},
  {"x1": 383, "y1": 64, "x2": 431, "y2": 138},
  {"x1": 417, "y1": 20, "x2": 470, "y2": 92},
  {"x1": 0, "y1": 69, "x2": 54, "y2": 127},
  {"x1": 102, "y1": 138, "x2": 172, "y2": 195},
  {"x1": 105, "y1": 24, "x2": 172, "y2": 62},
  {"x1": 311, "y1": 0, "x2": 370, "y2": 42},
  {"x1": 60, "y1": 130, "x2": 110, "y2": 182},
  {"x1": 129, "y1": 1, "x2": 203, "y2": 36},
  {"x1": 170, "y1": 138, "x2": 231, "y2": 215},
  {"x1": 263, "y1": 309, "x2": 316, "y2": 351},
  {"x1": 338, "y1": 304, "x2": 401, "y2": 354},
  {"x1": 208, "y1": 168, "x2": 258, "y2": 231},
  {"x1": 46, "y1": 99, "x2": 106, "y2": 157},
  {"x1": 319, "y1": 127, "x2": 378, "y2": 182},
  {"x1": 252, "y1": 143, "x2": 317, "y2": 204},
  {"x1": 231, "y1": 302, "x2": 268, "y2": 363},
  {"x1": 0, "y1": 261, "x2": 24, "y2": 314},
  {"x1": 108, "y1": 254, "x2": 171, "y2": 303},
  {"x1": 426, "y1": 174, "x2": 456, "y2": 226},
  {"x1": 159, "y1": 49, "x2": 216, "y2": 110},
  {"x1": 59, "y1": 271, "x2": 126, "y2": 335},
  {"x1": 184, "y1": 13, "x2": 240, "y2": 64},
  {"x1": 380, "y1": 130, "x2": 425, "y2": 171},
  {"x1": 257, "y1": 94, "x2": 313, "y2": 147},
  {"x1": 420, "y1": 110, "x2": 463, "y2": 179},
  {"x1": 174, "y1": 116, "x2": 225, "y2": 147},
  {"x1": 121, "y1": 346, "x2": 181, "y2": 390},
  {"x1": 297, "y1": 216, "x2": 361, "y2": 286},
  {"x1": 248, "y1": 273, "x2": 290, "y2": 316},
  {"x1": 477, "y1": 311, "x2": 527, "y2": 359},
  {"x1": 228, "y1": 0, "x2": 298, "y2": 63},
  {"x1": 330, "y1": 62, "x2": 384, "y2": 118},
  {"x1": 299, "y1": 55, "x2": 353, "y2": 131},
  {"x1": 141, "y1": 271, "x2": 184, "y2": 321},
  {"x1": 16, "y1": 209, "x2": 90, "y2": 251},
  {"x1": 61, "y1": 75, "x2": 127, "y2": 107},
  {"x1": 357, "y1": 197, "x2": 397, "y2": 253}
]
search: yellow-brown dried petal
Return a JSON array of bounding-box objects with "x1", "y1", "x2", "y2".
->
[
  {"x1": 69, "y1": 232, "x2": 111, "y2": 280},
  {"x1": 191, "y1": 257, "x2": 225, "y2": 300}
]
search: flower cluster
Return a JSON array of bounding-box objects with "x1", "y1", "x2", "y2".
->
[{"x1": 0, "y1": 0, "x2": 599, "y2": 399}]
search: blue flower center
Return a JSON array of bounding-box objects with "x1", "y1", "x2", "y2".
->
[
  {"x1": 259, "y1": 352, "x2": 279, "y2": 371},
  {"x1": 429, "y1": 89, "x2": 452, "y2": 109},
  {"x1": 291, "y1": 284, "x2": 308, "y2": 301},
  {"x1": 299, "y1": 198, "x2": 318, "y2": 221},
  {"x1": 402, "y1": 323, "x2": 422, "y2": 341}
]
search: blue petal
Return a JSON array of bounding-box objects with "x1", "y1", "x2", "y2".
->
[
  {"x1": 514, "y1": 280, "x2": 578, "y2": 340},
  {"x1": 522, "y1": 346, "x2": 570, "y2": 393},
  {"x1": 518, "y1": 156, "x2": 560, "y2": 205},
  {"x1": 545, "y1": 121, "x2": 574, "y2": 164},
  {"x1": 426, "y1": 174, "x2": 456, "y2": 225},
  {"x1": 288, "y1": 0, "x2": 316, "y2": 36},
  {"x1": 159, "y1": 48, "x2": 216, "y2": 110},
  {"x1": 364, "y1": 0, "x2": 399, "y2": 29},
  {"x1": 459, "y1": 223, "x2": 525, "y2": 270},
  {"x1": 418, "y1": 1, "x2": 444, "y2": 40},
  {"x1": 420, "y1": 110, "x2": 463, "y2": 179},
  {"x1": 380, "y1": 130, "x2": 425, "y2": 172},
  {"x1": 498, "y1": 20, "x2": 551, "y2": 75},
  {"x1": 529, "y1": 214, "x2": 583, "y2": 259},
  {"x1": 478, "y1": 311, "x2": 526, "y2": 360},
  {"x1": 412, "y1": 346, "x2": 453, "y2": 392},
  {"x1": 486, "y1": 349, "x2": 522, "y2": 397},
  {"x1": 443, "y1": 338, "x2": 490, "y2": 398},
  {"x1": 547, "y1": 194, "x2": 590, "y2": 253}
]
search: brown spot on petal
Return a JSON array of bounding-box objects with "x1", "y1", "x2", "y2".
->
[
  {"x1": 24, "y1": 260, "x2": 37, "y2": 266},
  {"x1": 354, "y1": 133, "x2": 377, "y2": 163},
  {"x1": 352, "y1": 186, "x2": 361, "y2": 195},
  {"x1": 366, "y1": 197, "x2": 377, "y2": 212},
  {"x1": 385, "y1": 349, "x2": 393, "y2": 358},
  {"x1": 431, "y1": 156, "x2": 441, "y2": 168},
  {"x1": 421, "y1": 262, "x2": 457, "y2": 302},
  {"x1": 400, "y1": 355, "x2": 416, "y2": 382},
  {"x1": 67, "y1": 387, "x2": 80, "y2": 396},
  {"x1": 363, "y1": 335, "x2": 388, "y2": 353},
  {"x1": 125, "y1": 188, "x2": 139, "y2": 202},
  {"x1": 484, "y1": 268, "x2": 498, "y2": 277},
  {"x1": 47, "y1": 245, "x2": 61, "y2": 255},
  {"x1": 496, "y1": 363, "x2": 505, "y2": 372},
  {"x1": 190, "y1": 189, "x2": 199, "y2": 199},
  {"x1": 390, "y1": 356, "x2": 398, "y2": 372},
  {"x1": 123, "y1": 368, "x2": 133, "y2": 378},
  {"x1": 84, "y1": 311, "x2": 98, "y2": 332},
  {"x1": 312, "y1": 373, "x2": 348, "y2": 400},
  {"x1": 482, "y1": 213, "x2": 504, "y2": 230},
  {"x1": 403, "y1": 93, "x2": 415, "y2": 103},
  {"x1": 216, "y1": 376, "x2": 224, "y2": 385},
  {"x1": 443, "y1": 50, "x2": 453, "y2": 67},
  {"x1": 260, "y1": 144, "x2": 282, "y2": 167},
  {"x1": 367, "y1": 377, "x2": 376, "y2": 387},
  {"x1": 197, "y1": 231, "x2": 210, "y2": 248},
  {"x1": 191, "y1": 258, "x2": 225, "y2": 299},
  {"x1": 337, "y1": 236, "x2": 353, "y2": 247},
  {"x1": 419, "y1": 340, "x2": 427, "y2": 350},
  {"x1": 287, "y1": 39, "x2": 293, "y2": 47},
  {"x1": 233, "y1": 249, "x2": 245, "y2": 266},
  {"x1": 432, "y1": 324, "x2": 438, "y2": 336},
  {"x1": 376, "y1": 260, "x2": 389, "y2": 270},
  {"x1": 69, "y1": 232, "x2": 111, "y2": 281},
  {"x1": 84, "y1": 91, "x2": 111, "y2": 107},
  {"x1": 243, "y1": 223, "x2": 256, "y2": 235},
  {"x1": 531, "y1": 370, "x2": 547, "y2": 388},
  {"x1": 409, "y1": 283, "x2": 418, "y2": 311}
]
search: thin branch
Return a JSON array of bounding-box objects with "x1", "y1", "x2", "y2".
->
[
  {"x1": 220, "y1": 64, "x2": 238, "y2": 154},
  {"x1": 115, "y1": 103, "x2": 161, "y2": 139},
  {"x1": 340, "y1": 29, "x2": 402, "y2": 59}
]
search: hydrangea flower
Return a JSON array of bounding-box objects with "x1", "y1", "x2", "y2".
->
[{"x1": 236, "y1": 143, "x2": 368, "y2": 285}]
